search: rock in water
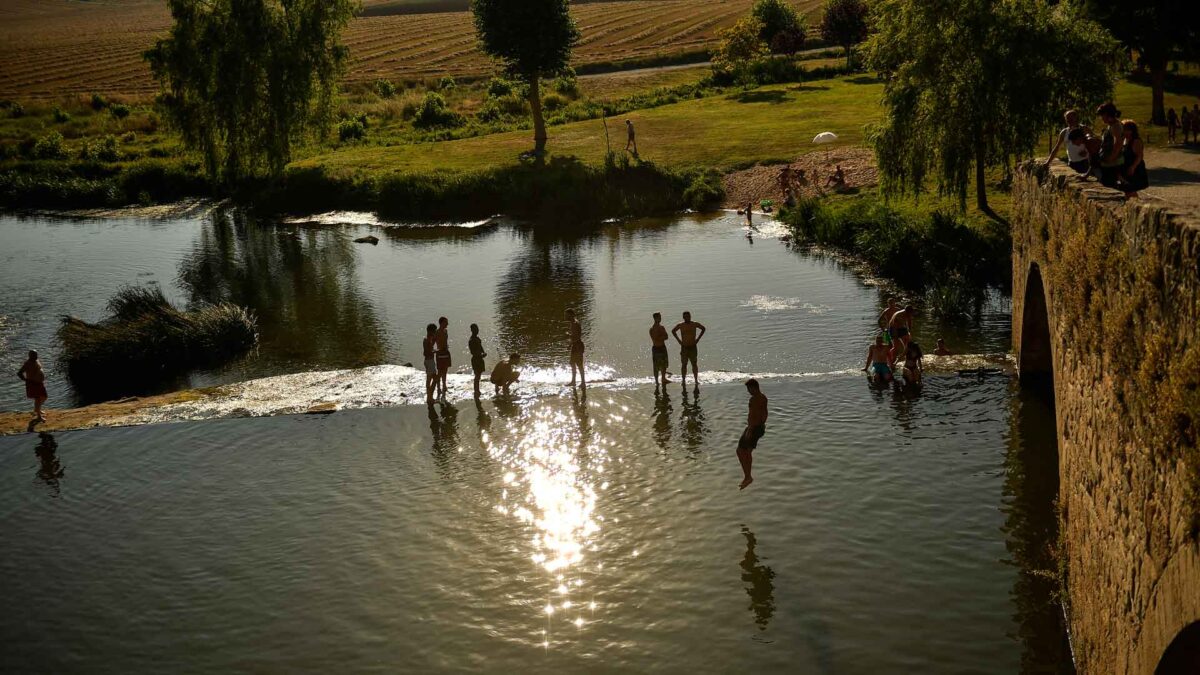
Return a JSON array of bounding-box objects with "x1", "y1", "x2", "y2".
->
[
  {"x1": 305, "y1": 402, "x2": 338, "y2": 415},
  {"x1": 354, "y1": 235, "x2": 379, "y2": 245}
]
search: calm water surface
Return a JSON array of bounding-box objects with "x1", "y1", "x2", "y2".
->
[{"x1": 0, "y1": 210, "x2": 1067, "y2": 672}]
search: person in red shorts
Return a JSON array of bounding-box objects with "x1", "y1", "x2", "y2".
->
[{"x1": 17, "y1": 350, "x2": 48, "y2": 422}]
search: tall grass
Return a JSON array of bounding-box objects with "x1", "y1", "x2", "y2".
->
[{"x1": 58, "y1": 286, "x2": 258, "y2": 398}]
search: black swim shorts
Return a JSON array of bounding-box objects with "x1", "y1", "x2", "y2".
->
[{"x1": 738, "y1": 424, "x2": 766, "y2": 451}]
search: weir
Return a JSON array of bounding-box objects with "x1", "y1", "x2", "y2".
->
[{"x1": 1012, "y1": 163, "x2": 1200, "y2": 673}]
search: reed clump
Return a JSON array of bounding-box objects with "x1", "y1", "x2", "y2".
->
[{"x1": 58, "y1": 286, "x2": 258, "y2": 394}]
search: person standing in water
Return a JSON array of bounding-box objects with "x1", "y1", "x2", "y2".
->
[
  {"x1": 672, "y1": 311, "x2": 707, "y2": 389},
  {"x1": 863, "y1": 334, "x2": 893, "y2": 383},
  {"x1": 434, "y1": 317, "x2": 452, "y2": 399},
  {"x1": 888, "y1": 304, "x2": 917, "y2": 361},
  {"x1": 877, "y1": 298, "x2": 900, "y2": 343},
  {"x1": 566, "y1": 309, "x2": 586, "y2": 387},
  {"x1": 736, "y1": 379, "x2": 768, "y2": 490},
  {"x1": 649, "y1": 312, "x2": 671, "y2": 390},
  {"x1": 468, "y1": 323, "x2": 487, "y2": 398},
  {"x1": 17, "y1": 350, "x2": 48, "y2": 422},
  {"x1": 422, "y1": 324, "x2": 438, "y2": 402}
]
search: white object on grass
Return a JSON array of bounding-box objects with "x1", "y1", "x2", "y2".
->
[{"x1": 813, "y1": 132, "x2": 838, "y2": 144}]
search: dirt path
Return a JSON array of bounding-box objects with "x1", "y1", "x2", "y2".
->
[
  {"x1": 1143, "y1": 146, "x2": 1200, "y2": 212},
  {"x1": 721, "y1": 147, "x2": 878, "y2": 209}
]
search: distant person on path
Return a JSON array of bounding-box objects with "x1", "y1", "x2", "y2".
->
[
  {"x1": 423, "y1": 324, "x2": 439, "y2": 402},
  {"x1": 435, "y1": 316, "x2": 452, "y2": 398},
  {"x1": 625, "y1": 120, "x2": 638, "y2": 155},
  {"x1": 649, "y1": 312, "x2": 671, "y2": 389},
  {"x1": 1119, "y1": 120, "x2": 1149, "y2": 199},
  {"x1": 1167, "y1": 108, "x2": 1179, "y2": 145},
  {"x1": 1045, "y1": 109, "x2": 1091, "y2": 172},
  {"x1": 736, "y1": 379, "x2": 768, "y2": 490},
  {"x1": 1096, "y1": 102, "x2": 1126, "y2": 190},
  {"x1": 864, "y1": 334, "x2": 894, "y2": 383},
  {"x1": 468, "y1": 323, "x2": 487, "y2": 398},
  {"x1": 17, "y1": 350, "x2": 48, "y2": 421},
  {"x1": 888, "y1": 305, "x2": 917, "y2": 359},
  {"x1": 490, "y1": 353, "x2": 522, "y2": 395},
  {"x1": 672, "y1": 311, "x2": 707, "y2": 389},
  {"x1": 566, "y1": 309, "x2": 586, "y2": 387},
  {"x1": 1181, "y1": 107, "x2": 1193, "y2": 144},
  {"x1": 902, "y1": 340, "x2": 924, "y2": 385},
  {"x1": 934, "y1": 338, "x2": 952, "y2": 356}
]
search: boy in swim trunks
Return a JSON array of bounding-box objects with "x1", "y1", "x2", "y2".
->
[
  {"x1": 435, "y1": 317, "x2": 452, "y2": 399},
  {"x1": 468, "y1": 323, "x2": 487, "y2": 398},
  {"x1": 737, "y1": 379, "x2": 768, "y2": 490},
  {"x1": 649, "y1": 312, "x2": 670, "y2": 389},
  {"x1": 566, "y1": 309, "x2": 585, "y2": 387},
  {"x1": 672, "y1": 311, "x2": 707, "y2": 389},
  {"x1": 888, "y1": 304, "x2": 916, "y2": 361},
  {"x1": 863, "y1": 334, "x2": 893, "y2": 383},
  {"x1": 422, "y1": 324, "x2": 438, "y2": 402},
  {"x1": 490, "y1": 353, "x2": 522, "y2": 395},
  {"x1": 17, "y1": 350, "x2": 48, "y2": 421}
]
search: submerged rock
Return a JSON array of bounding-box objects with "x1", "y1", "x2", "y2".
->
[{"x1": 354, "y1": 235, "x2": 380, "y2": 245}]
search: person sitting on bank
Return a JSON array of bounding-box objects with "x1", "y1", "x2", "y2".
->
[
  {"x1": 824, "y1": 165, "x2": 847, "y2": 190},
  {"x1": 490, "y1": 353, "x2": 521, "y2": 395},
  {"x1": 863, "y1": 334, "x2": 893, "y2": 383},
  {"x1": 933, "y1": 338, "x2": 952, "y2": 356},
  {"x1": 17, "y1": 350, "x2": 48, "y2": 422}
]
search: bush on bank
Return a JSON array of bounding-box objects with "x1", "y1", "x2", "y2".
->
[{"x1": 780, "y1": 196, "x2": 1011, "y2": 315}]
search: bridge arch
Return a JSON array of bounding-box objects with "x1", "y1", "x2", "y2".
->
[
  {"x1": 1154, "y1": 621, "x2": 1200, "y2": 674},
  {"x1": 1018, "y1": 263, "x2": 1053, "y2": 386}
]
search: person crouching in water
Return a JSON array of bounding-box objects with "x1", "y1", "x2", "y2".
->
[
  {"x1": 863, "y1": 334, "x2": 893, "y2": 383},
  {"x1": 902, "y1": 340, "x2": 924, "y2": 385},
  {"x1": 736, "y1": 378, "x2": 768, "y2": 490},
  {"x1": 490, "y1": 353, "x2": 521, "y2": 396}
]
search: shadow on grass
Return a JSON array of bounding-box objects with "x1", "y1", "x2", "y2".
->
[
  {"x1": 727, "y1": 90, "x2": 791, "y2": 104},
  {"x1": 789, "y1": 84, "x2": 832, "y2": 91},
  {"x1": 1145, "y1": 166, "x2": 1200, "y2": 188},
  {"x1": 845, "y1": 75, "x2": 880, "y2": 85}
]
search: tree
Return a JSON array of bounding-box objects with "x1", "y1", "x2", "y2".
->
[
  {"x1": 145, "y1": 0, "x2": 357, "y2": 184},
  {"x1": 751, "y1": 0, "x2": 806, "y2": 55},
  {"x1": 819, "y1": 0, "x2": 869, "y2": 68},
  {"x1": 471, "y1": 0, "x2": 579, "y2": 159},
  {"x1": 1083, "y1": 1, "x2": 1200, "y2": 126},
  {"x1": 865, "y1": 0, "x2": 1119, "y2": 215},
  {"x1": 712, "y1": 16, "x2": 770, "y2": 85}
]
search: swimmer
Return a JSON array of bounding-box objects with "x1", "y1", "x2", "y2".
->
[
  {"x1": 737, "y1": 379, "x2": 768, "y2": 490},
  {"x1": 672, "y1": 311, "x2": 707, "y2": 389},
  {"x1": 934, "y1": 338, "x2": 952, "y2": 356},
  {"x1": 863, "y1": 334, "x2": 893, "y2": 383}
]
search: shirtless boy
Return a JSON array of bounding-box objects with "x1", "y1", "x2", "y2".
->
[
  {"x1": 17, "y1": 350, "x2": 48, "y2": 421},
  {"x1": 888, "y1": 305, "x2": 917, "y2": 358},
  {"x1": 649, "y1": 312, "x2": 670, "y2": 389},
  {"x1": 863, "y1": 334, "x2": 893, "y2": 383},
  {"x1": 672, "y1": 311, "x2": 707, "y2": 388},
  {"x1": 877, "y1": 298, "x2": 900, "y2": 342},
  {"x1": 566, "y1": 309, "x2": 585, "y2": 387},
  {"x1": 468, "y1": 323, "x2": 487, "y2": 397},
  {"x1": 422, "y1": 324, "x2": 438, "y2": 402},
  {"x1": 737, "y1": 379, "x2": 768, "y2": 490},
  {"x1": 435, "y1": 317, "x2": 452, "y2": 398},
  {"x1": 934, "y1": 338, "x2": 952, "y2": 356}
]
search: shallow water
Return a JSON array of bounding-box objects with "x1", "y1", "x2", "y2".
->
[{"x1": 0, "y1": 209, "x2": 1066, "y2": 672}]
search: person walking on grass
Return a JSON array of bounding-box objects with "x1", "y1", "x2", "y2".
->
[
  {"x1": 17, "y1": 350, "x2": 48, "y2": 422},
  {"x1": 434, "y1": 316, "x2": 452, "y2": 399},
  {"x1": 566, "y1": 308, "x2": 585, "y2": 387},
  {"x1": 1119, "y1": 120, "x2": 1149, "y2": 199},
  {"x1": 649, "y1": 312, "x2": 671, "y2": 390},
  {"x1": 672, "y1": 311, "x2": 707, "y2": 390},
  {"x1": 1167, "y1": 108, "x2": 1179, "y2": 145},
  {"x1": 468, "y1": 323, "x2": 487, "y2": 398},
  {"x1": 736, "y1": 378, "x2": 768, "y2": 490},
  {"x1": 1182, "y1": 107, "x2": 1193, "y2": 145},
  {"x1": 625, "y1": 120, "x2": 638, "y2": 156},
  {"x1": 1096, "y1": 102, "x2": 1126, "y2": 190},
  {"x1": 422, "y1": 324, "x2": 439, "y2": 402}
]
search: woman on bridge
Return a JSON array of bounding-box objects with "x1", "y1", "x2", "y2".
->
[{"x1": 1119, "y1": 120, "x2": 1149, "y2": 199}]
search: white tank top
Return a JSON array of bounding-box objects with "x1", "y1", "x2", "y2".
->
[{"x1": 1062, "y1": 127, "x2": 1089, "y2": 163}]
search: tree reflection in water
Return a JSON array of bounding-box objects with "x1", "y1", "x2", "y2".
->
[
  {"x1": 1003, "y1": 383, "x2": 1074, "y2": 674},
  {"x1": 740, "y1": 526, "x2": 776, "y2": 631},
  {"x1": 177, "y1": 209, "x2": 388, "y2": 376}
]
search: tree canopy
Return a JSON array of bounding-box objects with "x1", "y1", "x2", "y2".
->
[
  {"x1": 751, "y1": 0, "x2": 807, "y2": 55},
  {"x1": 145, "y1": 0, "x2": 358, "y2": 184},
  {"x1": 471, "y1": 0, "x2": 579, "y2": 158},
  {"x1": 819, "y1": 0, "x2": 868, "y2": 68},
  {"x1": 865, "y1": 0, "x2": 1119, "y2": 214},
  {"x1": 711, "y1": 16, "x2": 770, "y2": 85},
  {"x1": 1083, "y1": 0, "x2": 1200, "y2": 125}
]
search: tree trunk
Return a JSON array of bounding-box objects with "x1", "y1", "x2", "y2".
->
[
  {"x1": 845, "y1": 43, "x2": 852, "y2": 69},
  {"x1": 975, "y1": 143, "x2": 989, "y2": 214},
  {"x1": 528, "y1": 74, "x2": 547, "y2": 160},
  {"x1": 1149, "y1": 58, "x2": 1167, "y2": 126}
]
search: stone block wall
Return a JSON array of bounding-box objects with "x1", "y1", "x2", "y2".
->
[{"x1": 1012, "y1": 163, "x2": 1200, "y2": 674}]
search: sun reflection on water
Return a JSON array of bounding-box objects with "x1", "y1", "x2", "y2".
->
[{"x1": 482, "y1": 399, "x2": 610, "y2": 647}]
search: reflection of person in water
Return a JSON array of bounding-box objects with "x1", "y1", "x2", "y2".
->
[
  {"x1": 652, "y1": 389, "x2": 673, "y2": 451},
  {"x1": 428, "y1": 401, "x2": 460, "y2": 477},
  {"x1": 34, "y1": 433, "x2": 64, "y2": 492},
  {"x1": 740, "y1": 526, "x2": 776, "y2": 631},
  {"x1": 679, "y1": 386, "x2": 708, "y2": 457},
  {"x1": 571, "y1": 387, "x2": 591, "y2": 445}
]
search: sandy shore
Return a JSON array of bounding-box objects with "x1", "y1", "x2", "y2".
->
[{"x1": 721, "y1": 147, "x2": 879, "y2": 209}]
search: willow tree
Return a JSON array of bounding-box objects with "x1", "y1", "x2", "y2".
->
[
  {"x1": 865, "y1": 0, "x2": 1119, "y2": 215},
  {"x1": 471, "y1": 0, "x2": 579, "y2": 159},
  {"x1": 145, "y1": 0, "x2": 358, "y2": 184}
]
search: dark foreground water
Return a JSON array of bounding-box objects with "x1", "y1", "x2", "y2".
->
[{"x1": 0, "y1": 210, "x2": 1068, "y2": 672}]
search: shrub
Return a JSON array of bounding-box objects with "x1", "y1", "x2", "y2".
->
[
  {"x1": 552, "y1": 73, "x2": 580, "y2": 98},
  {"x1": 110, "y1": 103, "x2": 131, "y2": 119},
  {"x1": 90, "y1": 93, "x2": 109, "y2": 110},
  {"x1": 374, "y1": 78, "x2": 397, "y2": 98},
  {"x1": 52, "y1": 106, "x2": 72, "y2": 123},
  {"x1": 121, "y1": 132, "x2": 137, "y2": 144},
  {"x1": 10, "y1": 101, "x2": 25, "y2": 118},
  {"x1": 32, "y1": 132, "x2": 68, "y2": 160},
  {"x1": 79, "y1": 135, "x2": 121, "y2": 162},
  {"x1": 681, "y1": 169, "x2": 725, "y2": 210},
  {"x1": 337, "y1": 117, "x2": 366, "y2": 142},
  {"x1": 438, "y1": 76, "x2": 457, "y2": 91},
  {"x1": 542, "y1": 92, "x2": 568, "y2": 112},
  {"x1": 413, "y1": 91, "x2": 465, "y2": 128},
  {"x1": 478, "y1": 94, "x2": 529, "y2": 122},
  {"x1": 487, "y1": 77, "x2": 515, "y2": 98},
  {"x1": 58, "y1": 285, "x2": 258, "y2": 398}
]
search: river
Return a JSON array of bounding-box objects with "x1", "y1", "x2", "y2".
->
[{"x1": 0, "y1": 209, "x2": 1070, "y2": 672}]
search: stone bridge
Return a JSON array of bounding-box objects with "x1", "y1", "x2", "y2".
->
[{"x1": 1012, "y1": 164, "x2": 1200, "y2": 674}]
